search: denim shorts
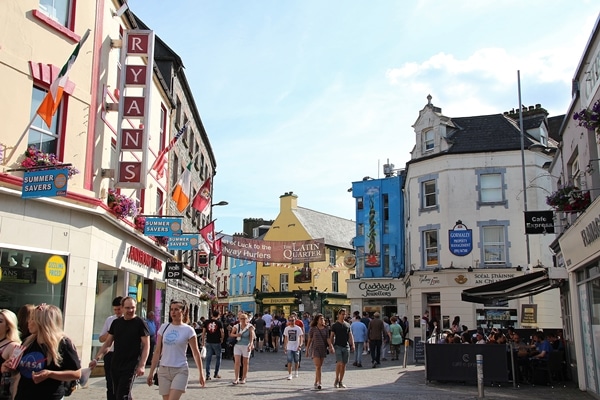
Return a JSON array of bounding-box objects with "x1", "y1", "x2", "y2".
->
[
  {"x1": 334, "y1": 345, "x2": 349, "y2": 363},
  {"x1": 286, "y1": 350, "x2": 300, "y2": 364}
]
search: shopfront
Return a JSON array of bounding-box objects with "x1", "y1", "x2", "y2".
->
[
  {"x1": 0, "y1": 245, "x2": 69, "y2": 312},
  {"x1": 559, "y1": 197, "x2": 600, "y2": 395},
  {"x1": 347, "y1": 278, "x2": 406, "y2": 320}
]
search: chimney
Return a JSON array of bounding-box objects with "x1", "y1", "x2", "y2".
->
[{"x1": 279, "y1": 191, "x2": 298, "y2": 211}]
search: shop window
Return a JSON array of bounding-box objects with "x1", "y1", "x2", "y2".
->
[{"x1": 332, "y1": 271, "x2": 338, "y2": 292}]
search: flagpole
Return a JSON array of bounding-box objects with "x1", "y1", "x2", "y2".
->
[
  {"x1": 2, "y1": 29, "x2": 91, "y2": 167},
  {"x1": 2, "y1": 114, "x2": 38, "y2": 166}
]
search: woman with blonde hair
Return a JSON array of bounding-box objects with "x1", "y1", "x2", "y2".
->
[
  {"x1": 147, "y1": 300, "x2": 205, "y2": 399},
  {"x1": 4, "y1": 304, "x2": 81, "y2": 400},
  {"x1": 229, "y1": 313, "x2": 255, "y2": 384},
  {"x1": 0, "y1": 309, "x2": 21, "y2": 400}
]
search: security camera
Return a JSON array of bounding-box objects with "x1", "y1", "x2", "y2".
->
[{"x1": 8, "y1": 251, "x2": 18, "y2": 267}]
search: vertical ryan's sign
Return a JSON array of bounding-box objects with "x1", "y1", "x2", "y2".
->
[{"x1": 115, "y1": 30, "x2": 155, "y2": 189}]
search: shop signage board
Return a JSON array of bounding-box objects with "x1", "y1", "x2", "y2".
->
[
  {"x1": 448, "y1": 222, "x2": 472, "y2": 256},
  {"x1": 167, "y1": 234, "x2": 199, "y2": 251},
  {"x1": 165, "y1": 262, "x2": 184, "y2": 280},
  {"x1": 21, "y1": 169, "x2": 69, "y2": 198},
  {"x1": 144, "y1": 218, "x2": 183, "y2": 237},
  {"x1": 524, "y1": 211, "x2": 555, "y2": 234}
]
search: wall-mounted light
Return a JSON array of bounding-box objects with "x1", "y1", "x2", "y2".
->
[
  {"x1": 22, "y1": 253, "x2": 31, "y2": 268},
  {"x1": 467, "y1": 266, "x2": 473, "y2": 272},
  {"x1": 8, "y1": 251, "x2": 18, "y2": 267},
  {"x1": 516, "y1": 265, "x2": 523, "y2": 271},
  {"x1": 433, "y1": 267, "x2": 440, "y2": 273}
]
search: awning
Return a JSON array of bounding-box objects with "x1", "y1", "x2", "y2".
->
[{"x1": 461, "y1": 270, "x2": 561, "y2": 305}]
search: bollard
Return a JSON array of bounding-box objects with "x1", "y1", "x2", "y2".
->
[
  {"x1": 476, "y1": 354, "x2": 484, "y2": 399},
  {"x1": 403, "y1": 339, "x2": 409, "y2": 368}
]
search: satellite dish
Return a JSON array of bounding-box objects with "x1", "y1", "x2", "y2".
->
[{"x1": 342, "y1": 254, "x2": 356, "y2": 269}]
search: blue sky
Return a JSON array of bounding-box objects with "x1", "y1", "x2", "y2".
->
[{"x1": 128, "y1": 0, "x2": 598, "y2": 235}]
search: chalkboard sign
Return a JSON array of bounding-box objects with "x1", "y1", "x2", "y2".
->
[{"x1": 414, "y1": 336, "x2": 425, "y2": 363}]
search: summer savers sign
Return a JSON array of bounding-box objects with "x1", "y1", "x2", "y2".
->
[{"x1": 222, "y1": 237, "x2": 325, "y2": 263}]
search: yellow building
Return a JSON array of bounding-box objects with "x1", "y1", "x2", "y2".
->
[{"x1": 255, "y1": 192, "x2": 355, "y2": 319}]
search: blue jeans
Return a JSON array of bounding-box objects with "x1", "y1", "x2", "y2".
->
[
  {"x1": 354, "y1": 342, "x2": 364, "y2": 364},
  {"x1": 205, "y1": 342, "x2": 222, "y2": 376}
]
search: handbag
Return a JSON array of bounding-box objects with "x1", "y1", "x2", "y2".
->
[{"x1": 153, "y1": 323, "x2": 171, "y2": 386}]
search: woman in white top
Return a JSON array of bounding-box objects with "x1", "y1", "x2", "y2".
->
[
  {"x1": 147, "y1": 300, "x2": 205, "y2": 399},
  {"x1": 229, "y1": 314, "x2": 255, "y2": 384}
]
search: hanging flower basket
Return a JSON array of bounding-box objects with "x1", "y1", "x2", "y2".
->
[
  {"x1": 134, "y1": 215, "x2": 146, "y2": 232},
  {"x1": 155, "y1": 236, "x2": 169, "y2": 246},
  {"x1": 546, "y1": 185, "x2": 591, "y2": 212},
  {"x1": 107, "y1": 189, "x2": 138, "y2": 218},
  {"x1": 573, "y1": 99, "x2": 600, "y2": 141},
  {"x1": 21, "y1": 145, "x2": 79, "y2": 178}
]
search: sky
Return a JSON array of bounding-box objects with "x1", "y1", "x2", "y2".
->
[{"x1": 128, "y1": 0, "x2": 598, "y2": 235}]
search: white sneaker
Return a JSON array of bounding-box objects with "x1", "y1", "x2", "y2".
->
[
  {"x1": 287, "y1": 375, "x2": 293, "y2": 380},
  {"x1": 294, "y1": 372, "x2": 299, "y2": 378}
]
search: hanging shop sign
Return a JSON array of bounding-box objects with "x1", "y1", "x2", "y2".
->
[
  {"x1": 222, "y1": 237, "x2": 325, "y2": 263},
  {"x1": 165, "y1": 262, "x2": 184, "y2": 280},
  {"x1": 167, "y1": 234, "x2": 199, "y2": 251},
  {"x1": 21, "y1": 169, "x2": 69, "y2": 198},
  {"x1": 448, "y1": 221, "x2": 472, "y2": 256},
  {"x1": 524, "y1": 211, "x2": 555, "y2": 234},
  {"x1": 115, "y1": 30, "x2": 155, "y2": 189},
  {"x1": 143, "y1": 217, "x2": 182, "y2": 237}
]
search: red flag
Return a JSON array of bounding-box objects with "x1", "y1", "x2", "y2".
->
[
  {"x1": 214, "y1": 237, "x2": 223, "y2": 268},
  {"x1": 199, "y1": 221, "x2": 215, "y2": 252},
  {"x1": 192, "y1": 178, "x2": 211, "y2": 213}
]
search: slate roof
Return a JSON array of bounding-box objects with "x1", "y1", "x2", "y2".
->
[
  {"x1": 292, "y1": 207, "x2": 355, "y2": 250},
  {"x1": 547, "y1": 114, "x2": 565, "y2": 142},
  {"x1": 445, "y1": 113, "x2": 538, "y2": 153}
]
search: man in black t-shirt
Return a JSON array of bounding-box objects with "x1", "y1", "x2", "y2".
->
[
  {"x1": 328, "y1": 308, "x2": 354, "y2": 389},
  {"x1": 91, "y1": 296, "x2": 150, "y2": 400},
  {"x1": 202, "y1": 310, "x2": 225, "y2": 379}
]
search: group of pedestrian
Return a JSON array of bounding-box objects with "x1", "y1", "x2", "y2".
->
[
  {"x1": 0, "y1": 304, "x2": 82, "y2": 400},
  {"x1": 91, "y1": 296, "x2": 205, "y2": 400}
]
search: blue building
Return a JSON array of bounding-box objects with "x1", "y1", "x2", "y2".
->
[{"x1": 346, "y1": 166, "x2": 407, "y2": 318}]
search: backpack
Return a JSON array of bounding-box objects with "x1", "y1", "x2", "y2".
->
[{"x1": 271, "y1": 320, "x2": 281, "y2": 335}]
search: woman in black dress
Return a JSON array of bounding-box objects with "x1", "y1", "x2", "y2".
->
[{"x1": 305, "y1": 314, "x2": 329, "y2": 390}]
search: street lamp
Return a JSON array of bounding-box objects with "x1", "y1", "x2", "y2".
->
[{"x1": 211, "y1": 201, "x2": 229, "y2": 207}]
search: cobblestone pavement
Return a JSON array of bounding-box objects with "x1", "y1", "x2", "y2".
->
[{"x1": 70, "y1": 348, "x2": 592, "y2": 400}]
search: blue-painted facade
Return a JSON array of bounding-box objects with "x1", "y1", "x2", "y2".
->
[
  {"x1": 351, "y1": 175, "x2": 405, "y2": 278},
  {"x1": 227, "y1": 257, "x2": 257, "y2": 313}
]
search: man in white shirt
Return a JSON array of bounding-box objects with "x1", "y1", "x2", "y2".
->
[
  {"x1": 98, "y1": 296, "x2": 123, "y2": 400},
  {"x1": 283, "y1": 314, "x2": 304, "y2": 380},
  {"x1": 262, "y1": 311, "x2": 273, "y2": 351}
]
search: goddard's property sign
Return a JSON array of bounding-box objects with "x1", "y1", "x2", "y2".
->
[{"x1": 222, "y1": 238, "x2": 325, "y2": 263}]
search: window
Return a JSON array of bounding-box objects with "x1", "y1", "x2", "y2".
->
[
  {"x1": 261, "y1": 275, "x2": 269, "y2": 292},
  {"x1": 39, "y1": 0, "x2": 70, "y2": 27},
  {"x1": 357, "y1": 197, "x2": 364, "y2": 210},
  {"x1": 570, "y1": 156, "x2": 581, "y2": 188},
  {"x1": 423, "y1": 180, "x2": 436, "y2": 208},
  {"x1": 159, "y1": 105, "x2": 167, "y2": 152},
  {"x1": 424, "y1": 129, "x2": 434, "y2": 151},
  {"x1": 480, "y1": 173, "x2": 503, "y2": 202},
  {"x1": 383, "y1": 194, "x2": 389, "y2": 234},
  {"x1": 332, "y1": 271, "x2": 339, "y2": 292},
  {"x1": 246, "y1": 273, "x2": 252, "y2": 294},
  {"x1": 383, "y1": 244, "x2": 390, "y2": 275},
  {"x1": 29, "y1": 87, "x2": 60, "y2": 154},
  {"x1": 482, "y1": 226, "x2": 505, "y2": 264},
  {"x1": 280, "y1": 274, "x2": 289, "y2": 292},
  {"x1": 156, "y1": 189, "x2": 164, "y2": 215},
  {"x1": 238, "y1": 273, "x2": 243, "y2": 295},
  {"x1": 171, "y1": 154, "x2": 179, "y2": 186},
  {"x1": 358, "y1": 223, "x2": 364, "y2": 236},
  {"x1": 424, "y1": 230, "x2": 438, "y2": 266},
  {"x1": 329, "y1": 248, "x2": 336, "y2": 266}
]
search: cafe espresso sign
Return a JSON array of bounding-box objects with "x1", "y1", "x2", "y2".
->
[{"x1": 359, "y1": 282, "x2": 397, "y2": 297}]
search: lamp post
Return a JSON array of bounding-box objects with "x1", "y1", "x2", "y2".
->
[{"x1": 517, "y1": 70, "x2": 533, "y2": 305}]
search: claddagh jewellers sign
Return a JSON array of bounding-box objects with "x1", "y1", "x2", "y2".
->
[{"x1": 359, "y1": 282, "x2": 397, "y2": 297}]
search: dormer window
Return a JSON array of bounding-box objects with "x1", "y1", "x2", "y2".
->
[{"x1": 424, "y1": 129, "x2": 434, "y2": 152}]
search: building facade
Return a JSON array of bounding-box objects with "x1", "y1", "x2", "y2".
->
[
  {"x1": 403, "y1": 96, "x2": 562, "y2": 334},
  {"x1": 0, "y1": 0, "x2": 217, "y2": 362},
  {"x1": 254, "y1": 192, "x2": 354, "y2": 319},
  {"x1": 551, "y1": 13, "x2": 600, "y2": 396}
]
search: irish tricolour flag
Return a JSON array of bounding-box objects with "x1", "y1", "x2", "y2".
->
[
  {"x1": 172, "y1": 163, "x2": 192, "y2": 212},
  {"x1": 37, "y1": 30, "x2": 90, "y2": 127}
]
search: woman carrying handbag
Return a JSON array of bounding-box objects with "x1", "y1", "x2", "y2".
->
[{"x1": 147, "y1": 300, "x2": 205, "y2": 399}]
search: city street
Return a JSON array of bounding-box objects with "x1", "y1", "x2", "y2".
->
[{"x1": 70, "y1": 348, "x2": 591, "y2": 400}]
